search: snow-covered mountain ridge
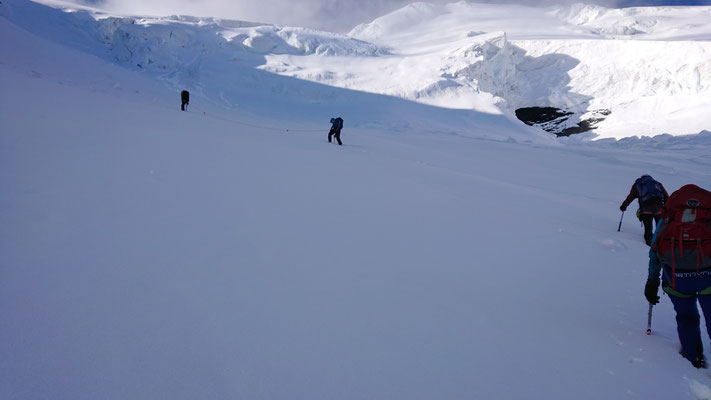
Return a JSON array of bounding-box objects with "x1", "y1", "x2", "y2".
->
[
  {"x1": 557, "y1": 3, "x2": 711, "y2": 39},
  {"x1": 345, "y1": 2, "x2": 711, "y2": 139},
  {"x1": 3, "y1": 0, "x2": 709, "y2": 140}
]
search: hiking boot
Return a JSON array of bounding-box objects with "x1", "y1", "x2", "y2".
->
[
  {"x1": 692, "y1": 357, "x2": 708, "y2": 369},
  {"x1": 679, "y1": 349, "x2": 708, "y2": 369},
  {"x1": 695, "y1": 341, "x2": 707, "y2": 369}
]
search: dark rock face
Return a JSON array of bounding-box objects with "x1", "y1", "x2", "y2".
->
[{"x1": 515, "y1": 107, "x2": 610, "y2": 137}]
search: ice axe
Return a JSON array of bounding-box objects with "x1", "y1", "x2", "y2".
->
[
  {"x1": 647, "y1": 303, "x2": 653, "y2": 335},
  {"x1": 617, "y1": 211, "x2": 625, "y2": 232}
]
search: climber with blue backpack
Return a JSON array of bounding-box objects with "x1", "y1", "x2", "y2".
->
[
  {"x1": 328, "y1": 117, "x2": 344, "y2": 146},
  {"x1": 620, "y1": 175, "x2": 669, "y2": 245}
]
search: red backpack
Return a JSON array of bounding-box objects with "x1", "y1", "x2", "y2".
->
[{"x1": 654, "y1": 184, "x2": 711, "y2": 288}]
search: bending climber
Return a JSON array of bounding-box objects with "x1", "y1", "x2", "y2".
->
[
  {"x1": 328, "y1": 117, "x2": 344, "y2": 145},
  {"x1": 181, "y1": 90, "x2": 190, "y2": 111}
]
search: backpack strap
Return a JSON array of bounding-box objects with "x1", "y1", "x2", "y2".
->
[
  {"x1": 671, "y1": 236, "x2": 676, "y2": 289},
  {"x1": 663, "y1": 285, "x2": 711, "y2": 298},
  {"x1": 699, "y1": 239, "x2": 704, "y2": 277},
  {"x1": 663, "y1": 285, "x2": 694, "y2": 298}
]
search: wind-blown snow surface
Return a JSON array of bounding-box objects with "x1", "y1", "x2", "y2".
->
[{"x1": 2, "y1": 0, "x2": 711, "y2": 399}]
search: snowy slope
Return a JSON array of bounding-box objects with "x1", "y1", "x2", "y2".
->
[
  {"x1": 2, "y1": 1, "x2": 711, "y2": 400},
  {"x1": 319, "y1": 2, "x2": 711, "y2": 139},
  {"x1": 1, "y1": 0, "x2": 558, "y2": 144},
  {"x1": 557, "y1": 3, "x2": 711, "y2": 40},
  {"x1": 6, "y1": 0, "x2": 711, "y2": 140}
]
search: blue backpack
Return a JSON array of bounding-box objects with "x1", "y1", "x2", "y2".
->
[{"x1": 635, "y1": 175, "x2": 664, "y2": 203}]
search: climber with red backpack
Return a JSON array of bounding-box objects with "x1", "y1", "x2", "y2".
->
[
  {"x1": 645, "y1": 184, "x2": 711, "y2": 368},
  {"x1": 620, "y1": 175, "x2": 669, "y2": 245}
]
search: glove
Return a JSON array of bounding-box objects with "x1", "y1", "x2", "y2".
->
[
  {"x1": 620, "y1": 204, "x2": 627, "y2": 212},
  {"x1": 645, "y1": 278, "x2": 660, "y2": 305}
]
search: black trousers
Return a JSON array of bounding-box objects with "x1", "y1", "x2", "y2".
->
[
  {"x1": 642, "y1": 213, "x2": 662, "y2": 246},
  {"x1": 328, "y1": 128, "x2": 342, "y2": 145},
  {"x1": 181, "y1": 100, "x2": 188, "y2": 111}
]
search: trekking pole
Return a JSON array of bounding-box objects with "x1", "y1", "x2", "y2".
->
[
  {"x1": 647, "y1": 303, "x2": 653, "y2": 335},
  {"x1": 618, "y1": 211, "x2": 625, "y2": 232}
]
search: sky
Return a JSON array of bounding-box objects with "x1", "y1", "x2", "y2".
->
[{"x1": 73, "y1": 0, "x2": 711, "y2": 32}]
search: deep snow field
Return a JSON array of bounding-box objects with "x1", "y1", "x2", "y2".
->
[{"x1": 2, "y1": 0, "x2": 711, "y2": 399}]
